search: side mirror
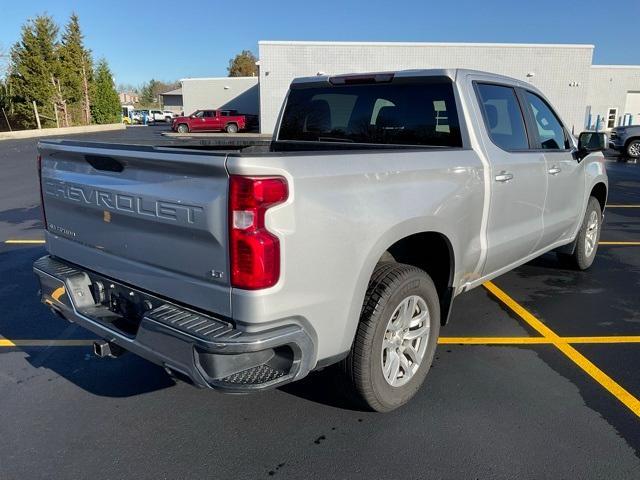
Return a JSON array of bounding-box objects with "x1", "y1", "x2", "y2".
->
[{"x1": 577, "y1": 131, "x2": 607, "y2": 160}]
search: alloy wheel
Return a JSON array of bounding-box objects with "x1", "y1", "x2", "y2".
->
[
  {"x1": 381, "y1": 295, "x2": 431, "y2": 387},
  {"x1": 585, "y1": 210, "x2": 599, "y2": 257}
]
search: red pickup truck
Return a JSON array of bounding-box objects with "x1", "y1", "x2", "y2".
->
[{"x1": 171, "y1": 109, "x2": 257, "y2": 133}]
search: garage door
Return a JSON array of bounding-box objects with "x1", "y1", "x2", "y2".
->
[{"x1": 624, "y1": 91, "x2": 640, "y2": 119}]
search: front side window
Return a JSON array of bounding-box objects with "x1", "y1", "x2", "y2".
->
[
  {"x1": 476, "y1": 83, "x2": 529, "y2": 151},
  {"x1": 278, "y1": 80, "x2": 462, "y2": 147},
  {"x1": 524, "y1": 91, "x2": 569, "y2": 150},
  {"x1": 194, "y1": 111, "x2": 204, "y2": 118},
  {"x1": 203, "y1": 111, "x2": 215, "y2": 118}
]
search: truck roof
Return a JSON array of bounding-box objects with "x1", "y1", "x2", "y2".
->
[{"x1": 291, "y1": 68, "x2": 535, "y2": 90}]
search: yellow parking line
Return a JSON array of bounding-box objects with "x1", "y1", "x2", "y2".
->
[
  {"x1": 4, "y1": 239, "x2": 45, "y2": 244},
  {"x1": 484, "y1": 281, "x2": 640, "y2": 418},
  {"x1": 599, "y1": 241, "x2": 640, "y2": 245},
  {"x1": 563, "y1": 336, "x2": 640, "y2": 344},
  {"x1": 438, "y1": 336, "x2": 640, "y2": 345},
  {"x1": 439, "y1": 337, "x2": 550, "y2": 344},
  {"x1": 0, "y1": 339, "x2": 94, "y2": 347},
  {"x1": 607, "y1": 205, "x2": 640, "y2": 208}
]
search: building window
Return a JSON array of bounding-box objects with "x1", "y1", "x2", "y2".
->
[{"x1": 607, "y1": 108, "x2": 618, "y2": 129}]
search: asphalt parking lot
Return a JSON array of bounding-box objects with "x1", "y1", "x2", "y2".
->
[{"x1": 1, "y1": 125, "x2": 639, "y2": 479}]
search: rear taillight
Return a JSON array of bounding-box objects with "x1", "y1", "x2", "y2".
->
[
  {"x1": 37, "y1": 155, "x2": 48, "y2": 229},
  {"x1": 229, "y1": 175, "x2": 288, "y2": 290}
]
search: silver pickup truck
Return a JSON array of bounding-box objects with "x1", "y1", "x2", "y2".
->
[{"x1": 34, "y1": 69, "x2": 608, "y2": 411}]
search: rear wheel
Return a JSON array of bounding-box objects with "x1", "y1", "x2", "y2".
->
[
  {"x1": 557, "y1": 196, "x2": 602, "y2": 270},
  {"x1": 177, "y1": 123, "x2": 189, "y2": 134},
  {"x1": 626, "y1": 139, "x2": 640, "y2": 158},
  {"x1": 225, "y1": 123, "x2": 238, "y2": 134},
  {"x1": 342, "y1": 262, "x2": 440, "y2": 412}
]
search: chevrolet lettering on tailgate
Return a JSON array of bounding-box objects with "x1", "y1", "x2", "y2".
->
[{"x1": 44, "y1": 179, "x2": 205, "y2": 225}]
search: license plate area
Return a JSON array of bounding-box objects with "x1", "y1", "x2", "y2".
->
[{"x1": 71, "y1": 272, "x2": 164, "y2": 337}]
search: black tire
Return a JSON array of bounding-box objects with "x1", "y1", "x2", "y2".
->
[
  {"x1": 626, "y1": 139, "x2": 640, "y2": 158},
  {"x1": 342, "y1": 262, "x2": 440, "y2": 412},
  {"x1": 177, "y1": 123, "x2": 189, "y2": 134},
  {"x1": 225, "y1": 123, "x2": 238, "y2": 134},
  {"x1": 557, "y1": 196, "x2": 602, "y2": 270}
]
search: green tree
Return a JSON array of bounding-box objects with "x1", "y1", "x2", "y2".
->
[
  {"x1": 138, "y1": 79, "x2": 179, "y2": 108},
  {"x1": 139, "y1": 78, "x2": 160, "y2": 106},
  {"x1": 227, "y1": 50, "x2": 258, "y2": 77},
  {"x1": 8, "y1": 15, "x2": 60, "y2": 129},
  {"x1": 58, "y1": 13, "x2": 93, "y2": 125},
  {"x1": 0, "y1": 79, "x2": 11, "y2": 131},
  {"x1": 90, "y1": 59, "x2": 120, "y2": 124}
]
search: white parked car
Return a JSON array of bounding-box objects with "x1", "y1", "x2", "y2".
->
[
  {"x1": 163, "y1": 110, "x2": 178, "y2": 122},
  {"x1": 131, "y1": 110, "x2": 154, "y2": 125},
  {"x1": 149, "y1": 110, "x2": 167, "y2": 122}
]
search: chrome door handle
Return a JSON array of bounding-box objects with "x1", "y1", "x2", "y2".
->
[
  {"x1": 548, "y1": 166, "x2": 561, "y2": 175},
  {"x1": 495, "y1": 171, "x2": 514, "y2": 182}
]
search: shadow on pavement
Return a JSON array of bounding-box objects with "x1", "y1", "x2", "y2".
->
[
  {"x1": 279, "y1": 366, "x2": 365, "y2": 411},
  {"x1": 0, "y1": 204, "x2": 43, "y2": 230},
  {"x1": 0, "y1": 246, "x2": 176, "y2": 397}
]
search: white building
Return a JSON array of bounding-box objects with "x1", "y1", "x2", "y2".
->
[
  {"x1": 180, "y1": 76, "x2": 259, "y2": 117},
  {"x1": 587, "y1": 66, "x2": 640, "y2": 130},
  {"x1": 176, "y1": 41, "x2": 640, "y2": 135},
  {"x1": 158, "y1": 87, "x2": 183, "y2": 114},
  {"x1": 257, "y1": 40, "x2": 640, "y2": 135}
]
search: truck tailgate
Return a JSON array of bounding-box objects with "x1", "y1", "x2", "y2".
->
[{"x1": 38, "y1": 141, "x2": 231, "y2": 317}]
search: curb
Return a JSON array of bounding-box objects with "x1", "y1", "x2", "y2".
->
[{"x1": 0, "y1": 123, "x2": 125, "y2": 141}]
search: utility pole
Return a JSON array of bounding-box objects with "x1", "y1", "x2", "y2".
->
[{"x1": 33, "y1": 101, "x2": 41, "y2": 129}]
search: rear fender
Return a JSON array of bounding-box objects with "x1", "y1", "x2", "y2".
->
[{"x1": 338, "y1": 217, "x2": 458, "y2": 354}]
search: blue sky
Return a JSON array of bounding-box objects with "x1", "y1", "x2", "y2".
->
[{"x1": 1, "y1": 0, "x2": 639, "y2": 86}]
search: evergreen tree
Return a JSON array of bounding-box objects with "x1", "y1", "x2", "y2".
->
[
  {"x1": 90, "y1": 59, "x2": 120, "y2": 124},
  {"x1": 139, "y1": 79, "x2": 159, "y2": 106},
  {"x1": 0, "y1": 79, "x2": 11, "y2": 131},
  {"x1": 8, "y1": 15, "x2": 60, "y2": 129},
  {"x1": 58, "y1": 13, "x2": 93, "y2": 125},
  {"x1": 137, "y1": 79, "x2": 177, "y2": 107},
  {"x1": 227, "y1": 50, "x2": 258, "y2": 77}
]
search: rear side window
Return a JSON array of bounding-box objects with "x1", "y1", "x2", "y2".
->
[
  {"x1": 523, "y1": 91, "x2": 569, "y2": 150},
  {"x1": 476, "y1": 83, "x2": 529, "y2": 151},
  {"x1": 278, "y1": 80, "x2": 462, "y2": 147}
]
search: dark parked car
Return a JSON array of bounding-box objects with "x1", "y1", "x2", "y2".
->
[{"x1": 609, "y1": 125, "x2": 640, "y2": 158}]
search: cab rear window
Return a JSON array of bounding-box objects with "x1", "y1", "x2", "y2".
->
[{"x1": 278, "y1": 80, "x2": 462, "y2": 147}]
